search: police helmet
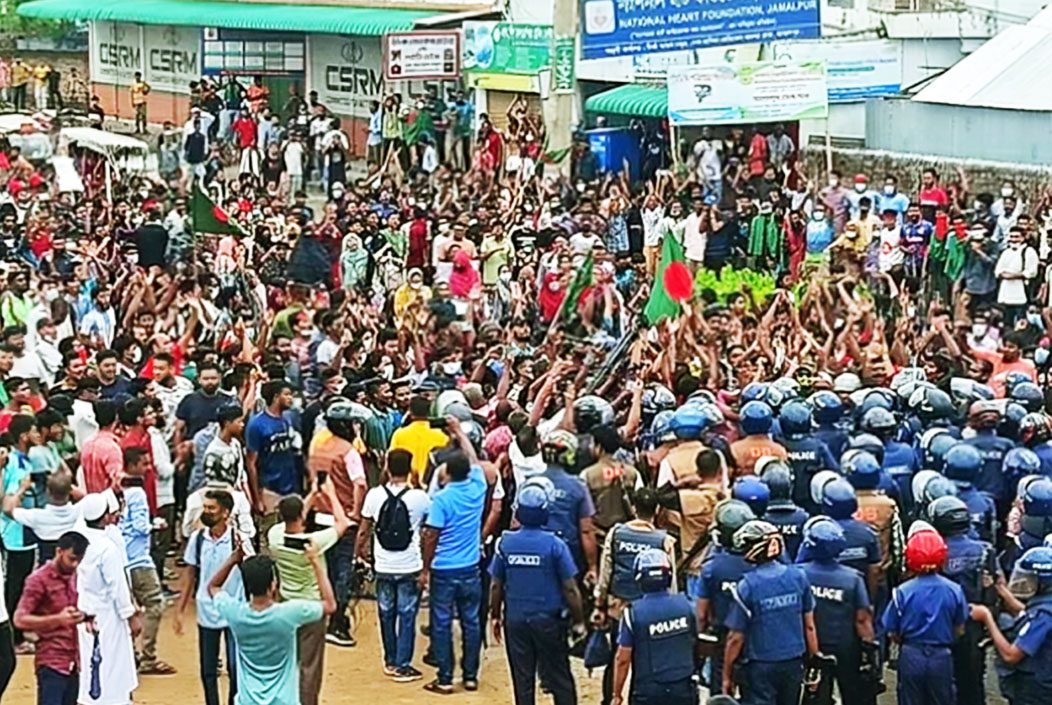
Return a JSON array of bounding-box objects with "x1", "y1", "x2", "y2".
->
[
  {"x1": 435, "y1": 389, "x2": 469, "y2": 417},
  {"x1": 809, "y1": 391, "x2": 843, "y2": 424},
  {"x1": 514, "y1": 482, "x2": 551, "y2": 527},
  {"x1": 696, "y1": 402, "x2": 725, "y2": 429},
  {"x1": 670, "y1": 405, "x2": 707, "y2": 441},
  {"x1": 912, "y1": 470, "x2": 958, "y2": 511},
  {"x1": 324, "y1": 399, "x2": 364, "y2": 440},
  {"x1": 732, "y1": 476, "x2": 771, "y2": 517},
  {"x1": 758, "y1": 458, "x2": 794, "y2": 502},
  {"x1": 1004, "y1": 447, "x2": 1042, "y2": 483},
  {"x1": 733, "y1": 520, "x2": 785, "y2": 564},
  {"x1": 634, "y1": 548, "x2": 673, "y2": 593},
  {"x1": 649, "y1": 410, "x2": 676, "y2": 445},
  {"x1": 1002, "y1": 402, "x2": 1028, "y2": 437},
  {"x1": 833, "y1": 372, "x2": 862, "y2": 394},
  {"x1": 968, "y1": 400, "x2": 1002, "y2": 429},
  {"x1": 1020, "y1": 413, "x2": 1052, "y2": 446},
  {"x1": 740, "y1": 401, "x2": 775, "y2": 436},
  {"x1": 687, "y1": 389, "x2": 718, "y2": 406},
  {"x1": 1023, "y1": 477, "x2": 1052, "y2": 519},
  {"x1": 541, "y1": 429, "x2": 578, "y2": 468},
  {"x1": 909, "y1": 386, "x2": 955, "y2": 422},
  {"x1": 890, "y1": 367, "x2": 928, "y2": 401},
  {"x1": 809, "y1": 470, "x2": 842, "y2": 508},
  {"x1": 779, "y1": 400, "x2": 812, "y2": 436},
  {"x1": 713, "y1": 499, "x2": 757, "y2": 549},
  {"x1": 740, "y1": 382, "x2": 770, "y2": 405},
  {"x1": 802, "y1": 516, "x2": 847, "y2": 562},
  {"x1": 641, "y1": 384, "x2": 677, "y2": 417},
  {"x1": 1004, "y1": 372, "x2": 1035, "y2": 397},
  {"x1": 943, "y1": 444, "x2": 983, "y2": 485},
  {"x1": 929, "y1": 496, "x2": 971, "y2": 537},
  {"x1": 950, "y1": 377, "x2": 995, "y2": 406},
  {"x1": 771, "y1": 377, "x2": 801, "y2": 404},
  {"x1": 1011, "y1": 382, "x2": 1045, "y2": 413},
  {"x1": 574, "y1": 395, "x2": 615, "y2": 434},
  {"x1": 856, "y1": 388, "x2": 896, "y2": 416},
  {"x1": 919, "y1": 429, "x2": 958, "y2": 472},
  {"x1": 841, "y1": 449, "x2": 882, "y2": 491},
  {"x1": 905, "y1": 528, "x2": 948, "y2": 574},
  {"x1": 860, "y1": 407, "x2": 897, "y2": 434},
  {"x1": 1007, "y1": 546, "x2": 1052, "y2": 599},
  {"x1": 821, "y1": 479, "x2": 858, "y2": 520},
  {"x1": 847, "y1": 433, "x2": 885, "y2": 464}
]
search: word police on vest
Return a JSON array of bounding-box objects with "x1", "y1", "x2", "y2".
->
[
  {"x1": 812, "y1": 586, "x2": 845, "y2": 602},
  {"x1": 507, "y1": 554, "x2": 542, "y2": 566},
  {"x1": 619, "y1": 539, "x2": 657, "y2": 554},
  {"x1": 648, "y1": 616, "x2": 689, "y2": 637}
]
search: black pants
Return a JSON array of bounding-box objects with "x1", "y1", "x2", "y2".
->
[
  {"x1": 828, "y1": 642, "x2": 872, "y2": 705},
  {"x1": 37, "y1": 666, "x2": 78, "y2": 705},
  {"x1": 0, "y1": 622, "x2": 14, "y2": 700},
  {"x1": 199, "y1": 626, "x2": 238, "y2": 705},
  {"x1": 5, "y1": 548, "x2": 35, "y2": 643},
  {"x1": 505, "y1": 616, "x2": 576, "y2": 705},
  {"x1": 630, "y1": 680, "x2": 696, "y2": 705},
  {"x1": 952, "y1": 622, "x2": 986, "y2": 705},
  {"x1": 12, "y1": 84, "x2": 26, "y2": 110}
]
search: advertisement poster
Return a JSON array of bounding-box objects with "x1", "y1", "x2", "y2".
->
[
  {"x1": 580, "y1": 0, "x2": 820, "y2": 60},
  {"x1": 90, "y1": 22, "x2": 143, "y2": 86},
  {"x1": 770, "y1": 39, "x2": 901, "y2": 102},
  {"x1": 203, "y1": 28, "x2": 305, "y2": 76},
  {"x1": 384, "y1": 31, "x2": 460, "y2": 81},
  {"x1": 667, "y1": 61, "x2": 828, "y2": 126},
  {"x1": 143, "y1": 25, "x2": 201, "y2": 94},
  {"x1": 553, "y1": 37, "x2": 576, "y2": 93},
  {"x1": 462, "y1": 22, "x2": 553, "y2": 75}
]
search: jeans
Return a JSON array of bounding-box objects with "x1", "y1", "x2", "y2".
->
[
  {"x1": 325, "y1": 528, "x2": 357, "y2": 631},
  {"x1": 37, "y1": 666, "x2": 78, "y2": 705},
  {"x1": 152, "y1": 504, "x2": 175, "y2": 585},
  {"x1": 376, "y1": 572, "x2": 421, "y2": 669},
  {"x1": 199, "y1": 626, "x2": 237, "y2": 705},
  {"x1": 429, "y1": 566, "x2": 482, "y2": 685}
]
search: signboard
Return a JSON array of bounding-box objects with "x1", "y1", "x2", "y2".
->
[
  {"x1": 770, "y1": 39, "x2": 901, "y2": 102},
  {"x1": 384, "y1": 31, "x2": 460, "y2": 81},
  {"x1": 90, "y1": 22, "x2": 143, "y2": 86},
  {"x1": 667, "y1": 61, "x2": 828, "y2": 126},
  {"x1": 580, "y1": 0, "x2": 821, "y2": 60},
  {"x1": 143, "y1": 25, "x2": 200, "y2": 94},
  {"x1": 203, "y1": 28, "x2": 305, "y2": 76},
  {"x1": 309, "y1": 34, "x2": 385, "y2": 118},
  {"x1": 552, "y1": 37, "x2": 575, "y2": 93},
  {"x1": 462, "y1": 22, "x2": 552, "y2": 75}
]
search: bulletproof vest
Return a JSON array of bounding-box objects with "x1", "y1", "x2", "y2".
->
[
  {"x1": 942, "y1": 535, "x2": 991, "y2": 604},
  {"x1": 677, "y1": 486, "x2": 724, "y2": 575},
  {"x1": 959, "y1": 488, "x2": 996, "y2": 544},
  {"x1": 856, "y1": 491, "x2": 897, "y2": 571},
  {"x1": 308, "y1": 436, "x2": 358, "y2": 516},
  {"x1": 1020, "y1": 513, "x2": 1052, "y2": 541},
  {"x1": 764, "y1": 505, "x2": 809, "y2": 559},
  {"x1": 610, "y1": 525, "x2": 668, "y2": 602},
  {"x1": 628, "y1": 593, "x2": 696, "y2": 694},
  {"x1": 496, "y1": 530, "x2": 566, "y2": 619},
  {"x1": 664, "y1": 440, "x2": 704, "y2": 483},
  {"x1": 583, "y1": 459, "x2": 637, "y2": 535}
]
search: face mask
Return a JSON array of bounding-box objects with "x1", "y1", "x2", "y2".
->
[
  {"x1": 1002, "y1": 187, "x2": 1014, "y2": 198},
  {"x1": 972, "y1": 323, "x2": 988, "y2": 338},
  {"x1": 499, "y1": 271, "x2": 512, "y2": 283},
  {"x1": 1035, "y1": 347, "x2": 1050, "y2": 365},
  {"x1": 828, "y1": 178, "x2": 839, "y2": 188},
  {"x1": 1027, "y1": 312, "x2": 1043, "y2": 327},
  {"x1": 442, "y1": 361, "x2": 462, "y2": 376},
  {"x1": 812, "y1": 211, "x2": 825, "y2": 222},
  {"x1": 854, "y1": 183, "x2": 866, "y2": 193},
  {"x1": 883, "y1": 185, "x2": 895, "y2": 195},
  {"x1": 1010, "y1": 242, "x2": 1024, "y2": 250}
]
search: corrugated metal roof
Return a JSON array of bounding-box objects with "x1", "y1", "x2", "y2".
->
[
  {"x1": 584, "y1": 84, "x2": 667, "y2": 118},
  {"x1": 17, "y1": 0, "x2": 436, "y2": 36},
  {"x1": 912, "y1": 21, "x2": 1052, "y2": 111}
]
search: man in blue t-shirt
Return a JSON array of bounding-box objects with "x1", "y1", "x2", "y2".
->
[
  {"x1": 246, "y1": 380, "x2": 299, "y2": 538},
  {"x1": 421, "y1": 422, "x2": 488, "y2": 694}
]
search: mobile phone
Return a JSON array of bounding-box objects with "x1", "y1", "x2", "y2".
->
[
  {"x1": 283, "y1": 535, "x2": 309, "y2": 551},
  {"x1": 428, "y1": 417, "x2": 448, "y2": 429},
  {"x1": 316, "y1": 471, "x2": 329, "y2": 487}
]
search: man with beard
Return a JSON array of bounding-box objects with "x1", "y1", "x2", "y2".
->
[
  {"x1": 175, "y1": 362, "x2": 236, "y2": 445},
  {"x1": 246, "y1": 380, "x2": 299, "y2": 537},
  {"x1": 95, "y1": 349, "x2": 132, "y2": 400},
  {"x1": 151, "y1": 352, "x2": 193, "y2": 444},
  {"x1": 1, "y1": 269, "x2": 33, "y2": 328}
]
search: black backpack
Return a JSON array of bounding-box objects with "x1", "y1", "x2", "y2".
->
[{"x1": 376, "y1": 486, "x2": 412, "y2": 552}]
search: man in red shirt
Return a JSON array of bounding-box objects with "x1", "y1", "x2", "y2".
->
[
  {"x1": 231, "y1": 109, "x2": 259, "y2": 177},
  {"x1": 918, "y1": 167, "x2": 949, "y2": 223},
  {"x1": 14, "y1": 530, "x2": 88, "y2": 705},
  {"x1": 79, "y1": 400, "x2": 123, "y2": 494},
  {"x1": 119, "y1": 399, "x2": 158, "y2": 516}
]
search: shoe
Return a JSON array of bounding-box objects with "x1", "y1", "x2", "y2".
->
[
  {"x1": 463, "y1": 679, "x2": 479, "y2": 692},
  {"x1": 325, "y1": 627, "x2": 356, "y2": 647},
  {"x1": 393, "y1": 666, "x2": 423, "y2": 683},
  {"x1": 14, "y1": 642, "x2": 35, "y2": 656},
  {"x1": 423, "y1": 679, "x2": 453, "y2": 695},
  {"x1": 383, "y1": 664, "x2": 399, "y2": 677}
]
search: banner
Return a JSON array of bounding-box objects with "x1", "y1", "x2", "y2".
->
[
  {"x1": 384, "y1": 32, "x2": 460, "y2": 81},
  {"x1": 143, "y1": 25, "x2": 201, "y2": 95},
  {"x1": 89, "y1": 22, "x2": 143, "y2": 86},
  {"x1": 667, "y1": 61, "x2": 828, "y2": 126},
  {"x1": 203, "y1": 28, "x2": 305, "y2": 76},
  {"x1": 770, "y1": 39, "x2": 901, "y2": 102},
  {"x1": 462, "y1": 22, "x2": 552, "y2": 75},
  {"x1": 552, "y1": 37, "x2": 575, "y2": 93},
  {"x1": 580, "y1": 0, "x2": 821, "y2": 60},
  {"x1": 309, "y1": 34, "x2": 384, "y2": 118}
]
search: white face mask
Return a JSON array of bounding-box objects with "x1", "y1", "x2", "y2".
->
[
  {"x1": 854, "y1": 183, "x2": 867, "y2": 193},
  {"x1": 442, "y1": 361, "x2": 462, "y2": 376},
  {"x1": 1002, "y1": 187, "x2": 1014, "y2": 198},
  {"x1": 883, "y1": 185, "x2": 895, "y2": 195},
  {"x1": 972, "y1": 323, "x2": 988, "y2": 338},
  {"x1": 812, "y1": 211, "x2": 826, "y2": 222},
  {"x1": 828, "y1": 177, "x2": 839, "y2": 188},
  {"x1": 499, "y1": 271, "x2": 512, "y2": 283}
]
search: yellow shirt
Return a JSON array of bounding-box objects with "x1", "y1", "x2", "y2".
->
[
  {"x1": 130, "y1": 81, "x2": 150, "y2": 106},
  {"x1": 388, "y1": 420, "x2": 449, "y2": 481},
  {"x1": 32, "y1": 65, "x2": 50, "y2": 84},
  {"x1": 11, "y1": 64, "x2": 30, "y2": 86}
]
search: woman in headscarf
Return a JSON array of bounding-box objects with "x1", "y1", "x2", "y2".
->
[
  {"x1": 448, "y1": 248, "x2": 480, "y2": 299},
  {"x1": 340, "y1": 233, "x2": 369, "y2": 291},
  {"x1": 393, "y1": 267, "x2": 431, "y2": 323}
]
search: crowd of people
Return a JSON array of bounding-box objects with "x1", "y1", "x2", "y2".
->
[{"x1": 0, "y1": 63, "x2": 1047, "y2": 705}]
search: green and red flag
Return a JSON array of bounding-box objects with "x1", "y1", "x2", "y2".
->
[
  {"x1": 557, "y1": 250, "x2": 594, "y2": 323},
  {"x1": 644, "y1": 234, "x2": 691, "y2": 325},
  {"x1": 190, "y1": 187, "x2": 245, "y2": 236}
]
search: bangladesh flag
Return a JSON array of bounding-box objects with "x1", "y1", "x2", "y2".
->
[
  {"x1": 644, "y1": 234, "x2": 691, "y2": 325},
  {"x1": 540, "y1": 145, "x2": 572, "y2": 164},
  {"x1": 557, "y1": 250, "x2": 594, "y2": 323},
  {"x1": 191, "y1": 187, "x2": 245, "y2": 236}
]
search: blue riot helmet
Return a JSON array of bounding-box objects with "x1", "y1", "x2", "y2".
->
[
  {"x1": 909, "y1": 386, "x2": 955, "y2": 423},
  {"x1": 687, "y1": 389, "x2": 718, "y2": 406},
  {"x1": 942, "y1": 443, "x2": 983, "y2": 486},
  {"x1": 912, "y1": 470, "x2": 958, "y2": 516},
  {"x1": 810, "y1": 470, "x2": 841, "y2": 509},
  {"x1": 856, "y1": 388, "x2": 896, "y2": 416},
  {"x1": 641, "y1": 384, "x2": 677, "y2": 419},
  {"x1": 648, "y1": 410, "x2": 676, "y2": 447},
  {"x1": 860, "y1": 407, "x2": 897, "y2": 436},
  {"x1": 713, "y1": 499, "x2": 757, "y2": 549},
  {"x1": 670, "y1": 405, "x2": 707, "y2": 440},
  {"x1": 696, "y1": 402, "x2": 726, "y2": 430},
  {"x1": 847, "y1": 433, "x2": 885, "y2": 464},
  {"x1": 891, "y1": 368, "x2": 929, "y2": 403},
  {"x1": 821, "y1": 479, "x2": 859, "y2": 520},
  {"x1": 1022, "y1": 477, "x2": 1052, "y2": 539},
  {"x1": 1011, "y1": 382, "x2": 1045, "y2": 413},
  {"x1": 733, "y1": 476, "x2": 771, "y2": 517},
  {"x1": 1004, "y1": 447, "x2": 1042, "y2": 486},
  {"x1": 1020, "y1": 412, "x2": 1052, "y2": 446},
  {"x1": 929, "y1": 496, "x2": 972, "y2": 538},
  {"x1": 1002, "y1": 403, "x2": 1028, "y2": 438},
  {"x1": 514, "y1": 482, "x2": 552, "y2": 526},
  {"x1": 801, "y1": 516, "x2": 848, "y2": 561},
  {"x1": 770, "y1": 377, "x2": 801, "y2": 405},
  {"x1": 634, "y1": 548, "x2": 673, "y2": 593},
  {"x1": 841, "y1": 449, "x2": 882, "y2": 490},
  {"x1": 833, "y1": 373, "x2": 862, "y2": 395},
  {"x1": 1008, "y1": 546, "x2": 1052, "y2": 599},
  {"x1": 809, "y1": 390, "x2": 844, "y2": 425},
  {"x1": 1004, "y1": 372, "x2": 1035, "y2": 397},
  {"x1": 779, "y1": 400, "x2": 813, "y2": 436},
  {"x1": 950, "y1": 377, "x2": 996, "y2": 408},
  {"x1": 574, "y1": 395, "x2": 615, "y2": 434},
  {"x1": 741, "y1": 382, "x2": 770, "y2": 405},
  {"x1": 757, "y1": 457, "x2": 794, "y2": 504},
  {"x1": 918, "y1": 428, "x2": 958, "y2": 472},
  {"x1": 740, "y1": 401, "x2": 774, "y2": 436}
]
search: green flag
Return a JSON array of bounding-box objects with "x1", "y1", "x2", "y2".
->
[
  {"x1": 190, "y1": 187, "x2": 244, "y2": 236},
  {"x1": 540, "y1": 145, "x2": 572, "y2": 164},
  {"x1": 644, "y1": 234, "x2": 689, "y2": 325},
  {"x1": 557, "y1": 250, "x2": 594, "y2": 323}
]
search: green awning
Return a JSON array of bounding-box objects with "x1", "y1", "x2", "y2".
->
[
  {"x1": 17, "y1": 0, "x2": 436, "y2": 35},
  {"x1": 585, "y1": 84, "x2": 667, "y2": 119}
]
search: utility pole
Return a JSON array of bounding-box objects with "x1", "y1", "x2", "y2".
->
[{"x1": 545, "y1": 0, "x2": 578, "y2": 177}]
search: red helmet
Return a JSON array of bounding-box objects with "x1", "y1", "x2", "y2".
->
[{"x1": 905, "y1": 529, "x2": 948, "y2": 574}]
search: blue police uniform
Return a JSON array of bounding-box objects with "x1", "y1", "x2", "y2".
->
[
  {"x1": 697, "y1": 549, "x2": 753, "y2": 695},
  {"x1": 881, "y1": 573, "x2": 968, "y2": 705},
  {"x1": 802, "y1": 561, "x2": 873, "y2": 705},
  {"x1": 784, "y1": 436, "x2": 839, "y2": 513},
  {"x1": 541, "y1": 465, "x2": 597, "y2": 570},
  {"x1": 618, "y1": 592, "x2": 698, "y2": 705},
  {"x1": 609, "y1": 525, "x2": 668, "y2": 602},
  {"x1": 1008, "y1": 594, "x2": 1052, "y2": 705},
  {"x1": 795, "y1": 519, "x2": 881, "y2": 578},
  {"x1": 942, "y1": 534, "x2": 996, "y2": 705},
  {"x1": 1031, "y1": 442, "x2": 1052, "y2": 477},
  {"x1": 882, "y1": 439, "x2": 919, "y2": 503},
  {"x1": 764, "y1": 505, "x2": 810, "y2": 559},
  {"x1": 490, "y1": 526, "x2": 579, "y2": 705},
  {"x1": 726, "y1": 561, "x2": 815, "y2": 705},
  {"x1": 963, "y1": 431, "x2": 1016, "y2": 506},
  {"x1": 955, "y1": 486, "x2": 997, "y2": 544},
  {"x1": 814, "y1": 424, "x2": 850, "y2": 462}
]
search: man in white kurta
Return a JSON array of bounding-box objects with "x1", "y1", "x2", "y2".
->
[{"x1": 76, "y1": 493, "x2": 139, "y2": 705}]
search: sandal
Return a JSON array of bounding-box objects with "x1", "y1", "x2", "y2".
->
[
  {"x1": 139, "y1": 660, "x2": 178, "y2": 675},
  {"x1": 423, "y1": 679, "x2": 453, "y2": 695}
]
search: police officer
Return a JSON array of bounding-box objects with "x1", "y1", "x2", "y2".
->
[
  {"x1": 778, "y1": 400, "x2": 838, "y2": 514},
  {"x1": 802, "y1": 477, "x2": 883, "y2": 597},
  {"x1": 861, "y1": 406, "x2": 918, "y2": 502},
  {"x1": 731, "y1": 476, "x2": 769, "y2": 518},
  {"x1": 882, "y1": 527, "x2": 969, "y2": 705},
  {"x1": 798, "y1": 517, "x2": 878, "y2": 705},
  {"x1": 696, "y1": 500, "x2": 756, "y2": 695},
  {"x1": 911, "y1": 471, "x2": 960, "y2": 524},
  {"x1": 657, "y1": 406, "x2": 710, "y2": 489},
  {"x1": 539, "y1": 429, "x2": 599, "y2": 585},
  {"x1": 724, "y1": 520, "x2": 818, "y2": 705},
  {"x1": 1004, "y1": 476, "x2": 1052, "y2": 574},
  {"x1": 969, "y1": 546, "x2": 1052, "y2": 705},
  {"x1": 929, "y1": 495, "x2": 996, "y2": 705},
  {"x1": 759, "y1": 457, "x2": 809, "y2": 559},
  {"x1": 490, "y1": 482, "x2": 585, "y2": 705},
  {"x1": 943, "y1": 444, "x2": 997, "y2": 543},
  {"x1": 810, "y1": 390, "x2": 850, "y2": 461},
  {"x1": 917, "y1": 428, "x2": 959, "y2": 474},
  {"x1": 612, "y1": 549, "x2": 698, "y2": 705},
  {"x1": 962, "y1": 400, "x2": 1016, "y2": 515},
  {"x1": 1018, "y1": 412, "x2": 1052, "y2": 476},
  {"x1": 844, "y1": 449, "x2": 903, "y2": 597},
  {"x1": 1003, "y1": 448, "x2": 1042, "y2": 518},
  {"x1": 729, "y1": 401, "x2": 788, "y2": 478}
]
